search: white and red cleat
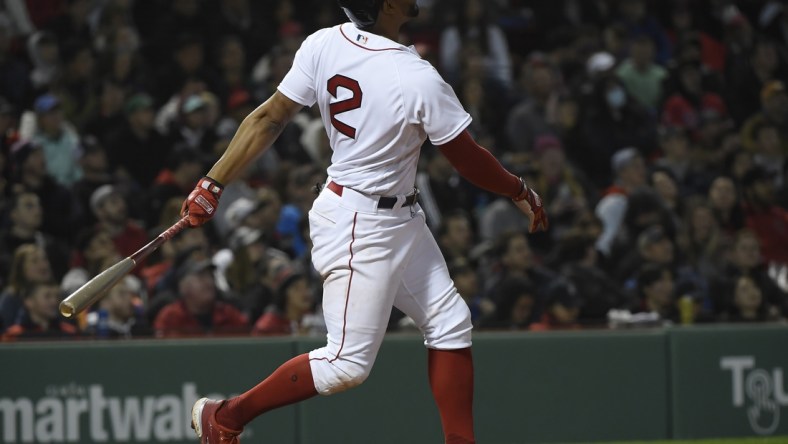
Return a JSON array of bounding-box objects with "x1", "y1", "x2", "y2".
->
[{"x1": 191, "y1": 398, "x2": 243, "y2": 444}]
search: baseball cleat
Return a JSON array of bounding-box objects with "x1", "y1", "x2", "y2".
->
[{"x1": 191, "y1": 397, "x2": 242, "y2": 443}]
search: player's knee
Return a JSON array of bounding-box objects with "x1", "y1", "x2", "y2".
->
[
  {"x1": 316, "y1": 359, "x2": 372, "y2": 395},
  {"x1": 426, "y1": 298, "x2": 473, "y2": 349}
]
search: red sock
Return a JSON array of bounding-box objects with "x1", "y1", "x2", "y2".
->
[
  {"x1": 216, "y1": 353, "x2": 318, "y2": 430},
  {"x1": 428, "y1": 347, "x2": 475, "y2": 444}
]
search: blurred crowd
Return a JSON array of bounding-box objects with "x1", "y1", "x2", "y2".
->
[{"x1": 1, "y1": 0, "x2": 787, "y2": 341}]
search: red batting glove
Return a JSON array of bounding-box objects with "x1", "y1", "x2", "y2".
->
[
  {"x1": 512, "y1": 177, "x2": 549, "y2": 233},
  {"x1": 181, "y1": 176, "x2": 224, "y2": 227}
]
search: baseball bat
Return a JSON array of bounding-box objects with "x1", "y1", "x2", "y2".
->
[{"x1": 59, "y1": 216, "x2": 191, "y2": 318}]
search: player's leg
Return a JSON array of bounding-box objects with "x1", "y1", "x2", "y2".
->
[
  {"x1": 393, "y1": 218, "x2": 475, "y2": 444},
  {"x1": 203, "y1": 192, "x2": 414, "y2": 437},
  {"x1": 306, "y1": 199, "x2": 419, "y2": 395}
]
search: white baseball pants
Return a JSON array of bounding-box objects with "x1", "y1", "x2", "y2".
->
[{"x1": 307, "y1": 182, "x2": 472, "y2": 395}]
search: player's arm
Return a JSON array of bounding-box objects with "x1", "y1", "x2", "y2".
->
[
  {"x1": 181, "y1": 91, "x2": 303, "y2": 227},
  {"x1": 437, "y1": 130, "x2": 548, "y2": 233},
  {"x1": 208, "y1": 91, "x2": 301, "y2": 184}
]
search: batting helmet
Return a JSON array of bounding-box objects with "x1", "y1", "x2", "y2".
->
[{"x1": 338, "y1": 0, "x2": 384, "y2": 29}]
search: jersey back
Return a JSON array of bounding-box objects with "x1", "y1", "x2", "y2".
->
[{"x1": 278, "y1": 22, "x2": 471, "y2": 196}]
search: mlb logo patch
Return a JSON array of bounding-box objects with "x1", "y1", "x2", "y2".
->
[{"x1": 356, "y1": 34, "x2": 368, "y2": 45}]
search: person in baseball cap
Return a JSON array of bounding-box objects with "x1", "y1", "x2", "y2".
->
[
  {"x1": 124, "y1": 93, "x2": 154, "y2": 115},
  {"x1": 89, "y1": 184, "x2": 121, "y2": 215},
  {"x1": 33, "y1": 93, "x2": 60, "y2": 114}
]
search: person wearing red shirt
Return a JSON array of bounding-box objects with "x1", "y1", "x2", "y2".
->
[
  {"x1": 253, "y1": 268, "x2": 323, "y2": 336},
  {"x1": 153, "y1": 258, "x2": 249, "y2": 337},
  {"x1": 740, "y1": 166, "x2": 788, "y2": 267}
]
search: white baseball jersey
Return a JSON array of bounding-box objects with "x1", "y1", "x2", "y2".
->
[{"x1": 278, "y1": 22, "x2": 472, "y2": 196}]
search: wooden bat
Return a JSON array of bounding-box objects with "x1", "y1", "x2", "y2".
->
[{"x1": 59, "y1": 216, "x2": 191, "y2": 318}]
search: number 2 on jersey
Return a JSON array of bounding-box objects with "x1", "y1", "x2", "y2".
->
[{"x1": 327, "y1": 74, "x2": 363, "y2": 139}]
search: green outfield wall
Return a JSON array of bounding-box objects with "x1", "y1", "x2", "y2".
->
[{"x1": 0, "y1": 325, "x2": 786, "y2": 444}]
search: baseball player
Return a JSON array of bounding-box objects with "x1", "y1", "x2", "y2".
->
[{"x1": 184, "y1": 1, "x2": 548, "y2": 443}]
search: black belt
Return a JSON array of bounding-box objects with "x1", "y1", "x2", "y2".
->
[{"x1": 326, "y1": 181, "x2": 418, "y2": 209}]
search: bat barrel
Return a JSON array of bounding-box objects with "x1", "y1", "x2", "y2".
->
[
  {"x1": 59, "y1": 258, "x2": 136, "y2": 318},
  {"x1": 58, "y1": 216, "x2": 189, "y2": 319}
]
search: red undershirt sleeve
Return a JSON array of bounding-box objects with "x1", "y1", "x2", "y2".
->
[{"x1": 437, "y1": 130, "x2": 522, "y2": 198}]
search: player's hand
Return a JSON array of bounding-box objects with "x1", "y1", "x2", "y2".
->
[
  {"x1": 512, "y1": 178, "x2": 549, "y2": 233},
  {"x1": 181, "y1": 176, "x2": 224, "y2": 227}
]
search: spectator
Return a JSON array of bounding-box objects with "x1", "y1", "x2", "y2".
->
[
  {"x1": 437, "y1": 210, "x2": 475, "y2": 264},
  {"x1": 60, "y1": 226, "x2": 121, "y2": 296},
  {"x1": 105, "y1": 93, "x2": 171, "y2": 188},
  {"x1": 666, "y1": 4, "x2": 726, "y2": 73},
  {"x1": 30, "y1": 93, "x2": 83, "y2": 187},
  {"x1": 528, "y1": 135, "x2": 595, "y2": 241},
  {"x1": 277, "y1": 164, "x2": 325, "y2": 258},
  {"x1": 740, "y1": 80, "x2": 788, "y2": 155},
  {"x1": 614, "y1": 0, "x2": 672, "y2": 65},
  {"x1": 505, "y1": 56, "x2": 562, "y2": 155},
  {"x1": 99, "y1": 26, "x2": 151, "y2": 94},
  {"x1": 221, "y1": 226, "x2": 289, "y2": 299},
  {"x1": 577, "y1": 73, "x2": 657, "y2": 188},
  {"x1": 634, "y1": 263, "x2": 677, "y2": 324},
  {"x1": 143, "y1": 225, "x2": 212, "y2": 309},
  {"x1": 84, "y1": 275, "x2": 151, "y2": 338},
  {"x1": 416, "y1": 147, "x2": 478, "y2": 233},
  {"x1": 648, "y1": 166, "x2": 683, "y2": 218},
  {"x1": 0, "y1": 244, "x2": 53, "y2": 332},
  {"x1": 721, "y1": 275, "x2": 773, "y2": 323},
  {"x1": 723, "y1": 147, "x2": 756, "y2": 186},
  {"x1": 616, "y1": 33, "x2": 667, "y2": 111},
  {"x1": 3, "y1": 281, "x2": 77, "y2": 340},
  {"x1": 653, "y1": 126, "x2": 706, "y2": 193},
  {"x1": 0, "y1": 190, "x2": 71, "y2": 281},
  {"x1": 89, "y1": 184, "x2": 147, "y2": 262},
  {"x1": 153, "y1": 257, "x2": 248, "y2": 337},
  {"x1": 727, "y1": 38, "x2": 788, "y2": 126},
  {"x1": 8, "y1": 140, "x2": 76, "y2": 241},
  {"x1": 530, "y1": 279, "x2": 583, "y2": 331},
  {"x1": 27, "y1": 31, "x2": 59, "y2": 92},
  {"x1": 252, "y1": 267, "x2": 323, "y2": 336},
  {"x1": 212, "y1": 0, "x2": 272, "y2": 67},
  {"x1": 708, "y1": 175, "x2": 745, "y2": 236},
  {"x1": 0, "y1": 18, "x2": 31, "y2": 108},
  {"x1": 168, "y1": 93, "x2": 220, "y2": 159},
  {"x1": 54, "y1": 39, "x2": 98, "y2": 131},
  {"x1": 70, "y1": 135, "x2": 113, "y2": 228},
  {"x1": 152, "y1": 33, "x2": 217, "y2": 105},
  {"x1": 439, "y1": 0, "x2": 512, "y2": 88},
  {"x1": 485, "y1": 231, "x2": 556, "y2": 305},
  {"x1": 748, "y1": 121, "x2": 785, "y2": 180},
  {"x1": 144, "y1": 146, "x2": 203, "y2": 228},
  {"x1": 448, "y1": 256, "x2": 491, "y2": 325},
  {"x1": 678, "y1": 199, "x2": 728, "y2": 282},
  {"x1": 709, "y1": 229, "x2": 786, "y2": 317},
  {"x1": 740, "y1": 166, "x2": 788, "y2": 266},
  {"x1": 614, "y1": 224, "x2": 676, "y2": 285},
  {"x1": 212, "y1": 35, "x2": 252, "y2": 108},
  {"x1": 478, "y1": 276, "x2": 538, "y2": 331},
  {"x1": 595, "y1": 147, "x2": 647, "y2": 258},
  {"x1": 661, "y1": 60, "x2": 728, "y2": 142},
  {"x1": 551, "y1": 233, "x2": 629, "y2": 325},
  {"x1": 82, "y1": 80, "x2": 127, "y2": 146}
]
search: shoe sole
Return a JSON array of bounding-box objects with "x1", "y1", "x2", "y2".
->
[{"x1": 191, "y1": 397, "x2": 209, "y2": 440}]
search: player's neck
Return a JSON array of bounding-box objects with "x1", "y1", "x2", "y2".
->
[{"x1": 367, "y1": 20, "x2": 403, "y2": 43}]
